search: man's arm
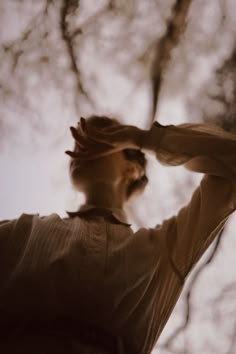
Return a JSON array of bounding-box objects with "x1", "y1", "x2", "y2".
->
[
  {"x1": 142, "y1": 121, "x2": 236, "y2": 277},
  {"x1": 144, "y1": 122, "x2": 236, "y2": 180},
  {"x1": 160, "y1": 175, "x2": 235, "y2": 278},
  {"x1": 84, "y1": 118, "x2": 236, "y2": 277},
  {"x1": 82, "y1": 117, "x2": 236, "y2": 180}
]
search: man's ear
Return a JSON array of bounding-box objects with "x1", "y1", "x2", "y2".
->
[{"x1": 123, "y1": 161, "x2": 141, "y2": 180}]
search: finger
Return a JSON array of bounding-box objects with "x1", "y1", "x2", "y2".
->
[
  {"x1": 74, "y1": 131, "x2": 89, "y2": 148},
  {"x1": 71, "y1": 125, "x2": 92, "y2": 143},
  {"x1": 90, "y1": 125, "x2": 133, "y2": 134},
  {"x1": 100, "y1": 125, "x2": 131, "y2": 133},
  {"x1": 75, "y1": 142, "x2": 119, "y2": 160},
  {"x1": 84, "y1": 125, "x2": 133, "y2": 141},
  {"x1": 65, "y1": 150, "x2": 80, "y2": 158},
  {"x1": 66, "y1": 143, "x2": 126, "y2": 161},
  {"x1": 80, "y1": 117, "x2": 86, "y2": 133},
  {"x1": 79, "y1": 149, "x2": 115, "y2": 160},
  {"x1": 70, "y1": 125, "x2": 98, "y2": 148},
  {"x1": 70, "y1": 126, "x2": 81, "y2": 142},
  {"x1": 86, "y1": 129, "x2": 125, "y2": 144},
  {"x1": 82, "y1": 128, "x2": 115, "y2": 144}
]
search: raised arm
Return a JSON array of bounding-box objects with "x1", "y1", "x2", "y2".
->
[
  {"x1": 143, "y1": 121, "x2": 236, "y2": 277},
  {"x1": 83, "y1": 118, "x2": 236, "y2": 278},
  {"x1": 159, "y1": 174, "x2": 236, "y2": 279},
  {"x1": 81, "y1": 118, "x2": 236, "y2": 180},
  {"x1": 144, "y1": 121, "x2": 236, "y2": 180},
  {"x1": 142, "y1": 122, "x2": 236, "y2": 278}
]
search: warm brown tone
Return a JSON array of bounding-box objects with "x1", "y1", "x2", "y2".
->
[{"x1": 0, "y1": 120, "x2": 235, "y2": 353}]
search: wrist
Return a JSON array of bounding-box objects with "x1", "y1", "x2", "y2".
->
[
  {"x1": 130, "y1": 127, "x2": 148, "y2": 149},
  {"x1": 140, "y1": 122, "x2": 165, "y2": 151}
]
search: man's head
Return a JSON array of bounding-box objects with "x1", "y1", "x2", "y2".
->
[{"x1": 66, "y1": 116, "x2": 148, "y2": 204}]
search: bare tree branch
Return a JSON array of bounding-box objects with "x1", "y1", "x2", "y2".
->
[
  {"x1": 60, "y1": 0, "x2": 92, "y2": 107},
  {"x1": 213, "y1": 50, "x2": 236, "y2": 133},
  {"x1": 150, "y1": 0, "x2": 192, "y2": 124},
  {"x1": 1, "y1": 1, "x2": 50, "y2": 71}
]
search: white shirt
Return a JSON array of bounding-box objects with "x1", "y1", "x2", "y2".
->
[{"x1": 0, "y1": 122, "x2": 235, "y2": 354}]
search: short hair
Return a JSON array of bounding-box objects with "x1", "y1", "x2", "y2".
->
[{"x1": 66, "y1": 115, "x2": 148, "y2": 199}]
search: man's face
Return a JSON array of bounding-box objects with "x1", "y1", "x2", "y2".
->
[
  {"x1": 67, "y1": 116, "x2": 148, "y2": 199},
  {"x1": 122, "y1": 149, "x2": 148, "y2": 199},
  {"x1": 70, "y1": 148, "x2": 148, "y2": 200}
]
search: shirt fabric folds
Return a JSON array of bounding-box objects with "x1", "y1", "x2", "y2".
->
[{"x1": 0, "y1": 122, "x2": 235, "y2": 354}]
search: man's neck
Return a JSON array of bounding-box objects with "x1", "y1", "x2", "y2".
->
[{"x1": 85, "y1": 182, "x2": 125, "y2": 210}]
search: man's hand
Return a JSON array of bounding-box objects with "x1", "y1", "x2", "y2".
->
[
  {"x1": 66, "y1": 117, "x2": 164, "y2": 161},
  {"x1": 80, "y1": 117, "x2": 148, "y2": 151},
  {"x1": 65, "y1": 121, "x2": 115, "y2": 161}
]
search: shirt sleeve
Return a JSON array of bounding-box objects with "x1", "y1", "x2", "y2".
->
[
  {"x1": 145, "y1": 121, "x2": 236, "y2": 180},
  {"x1": 162, "y1": 175, "x2": 236, "y2": 278},
  {"x1": 143, "y1": 122, "x2": 236, "y2": 278}
]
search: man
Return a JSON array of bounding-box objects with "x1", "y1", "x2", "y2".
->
[{"x1": 0, "y1": 115, "x2": 236, "y2": 354}]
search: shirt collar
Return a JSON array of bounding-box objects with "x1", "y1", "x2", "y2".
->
[{"x1": 66, "y1": 204, "x2": 131, "y2": 227}]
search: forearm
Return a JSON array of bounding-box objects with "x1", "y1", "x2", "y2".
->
[{"x1": 143, "y1": 122, "x2": 236, "y2": 180}]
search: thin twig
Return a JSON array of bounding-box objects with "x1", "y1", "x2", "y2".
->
[
  {"x1": 60, "y1": 0, "x2": 91, "y2": 103},
  {"x1": 150, "y1": 0, "x2": 192, "y2": 123}
]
